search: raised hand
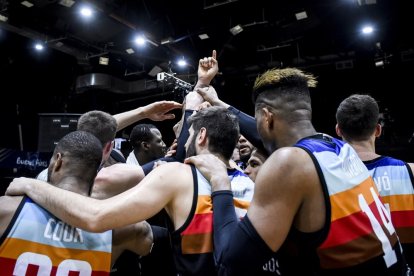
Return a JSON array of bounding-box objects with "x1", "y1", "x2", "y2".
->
[
  {"x1": 165, "y1": 139, "x2": 178, "y2": 157},
  {"x1": 142, "y1": 100, "x2": 182, "y2": 121},
  {"x1": 197, "y1": 50, "x2": 218, "y2": 87},
  {"x1": 184, "y1": 154, "x2": 230, "y2": 191}
]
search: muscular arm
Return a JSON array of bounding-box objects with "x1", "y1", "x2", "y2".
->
[
  {"x1": 195, "y1": 86, "x2": 264, "y2": 150},
  {"x1": 111, "y1": 221, "x2": 153, "y2": 266},
  {"x1": 0, "y1": 196, "x2": 23, "y2": 236},
  {"x1": 174, "y1": 92, "x2": 203, "y2": 162},
  {"x1": 187, "y1": 148, "x2": 317, "y2": 273},
  {"x1": 245, "y1": 148, "x2": 309, "y2": 250},
  {"x1": 113, "y1": 101, "x2": 182, "y2": 132},
  {"x1": 6, "y1": 162, "x2": 192, "y2": 232},
  {"x1": 227, "y1": 106, "x2": 263, "y2": 150},
  {"x1": 174, "y1": 110, "x2": 194, "y2": 162},
  {"x1": 141, "y1": 156, "x2": 177, "y2": 175},
  {"x1": 91, "y1": 163, "x2": 145, "y2": 199}
]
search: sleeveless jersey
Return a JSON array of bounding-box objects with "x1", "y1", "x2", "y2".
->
[
  {"x1": 169, "y1": 165, "x2": 254, "y2": 276},
  {"x1": 293, "y1": 134, "x2": 404, "y2": 274},
  {"x1": 365, "y1": 156, "x2": 414, "y2": 268},
  {"x1": 0, "y1": 197, "x2": 112, "y2": 275}
]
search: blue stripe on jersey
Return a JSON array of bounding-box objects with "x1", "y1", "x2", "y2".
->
[
  {"x1": 9, "y1": 199, "x2": 112, "y2": 252},
  {"x1": 365, "y1": 156, "x2": 413, "y2": 195},
  {"x1": 297, "y1": 135, "x2": 371, "y2": 195}
]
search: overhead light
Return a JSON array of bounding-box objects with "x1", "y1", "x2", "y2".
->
[
  {"x1": 125, "y1": 48, "x2": 135, "y2": 54},
  {"x1": 362, "y1": 25, "x2": 374, "y2": 35},
  {"x1": 99, "y1": 57, "x2": 109, "y2": 65},
  {"x1": 0, "y1": 14, "x2": 8, "y2": 22},
  {"x1": 135, "y1": 35, "x2": 146, "y2": 46},
  {"x1": 134, "y1": 35, "x2": 159, "y2": 47},
  {"x1": 229, "y1": 24, "x2": 243, "y2": 36},
  {"x1": 80, "y1": 6, "x2": 93, "y2": 18},
  {"x1": 177, "y1": 58, "x2": 187, "y2": 67},
  {"x1": 34, "y1": 43, "x2": 44, "y2": 51},
  {"x1": 295, "y1": 11, "x2": 308, "y2": 20},
  {"x1": 199, "y1": 34, "x2": 209, "y2": 40},
  {"x1": 161, "y1": 37, "x2": 173, "y2": 45},
  {"x1": 21, "y1": 1, "x2": 34, "y2": 8},
  {"x1": 59, "y1": 0, "x2": 76, "y2": 8}
]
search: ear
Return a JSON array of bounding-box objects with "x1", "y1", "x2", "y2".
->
[
  {"x1": 374, "y1": 123, "x2": 382, "y2": 138},
  {"x1": 103, "y1": 141, "x2": 113, "y2": 155},
  {"x1": 53, "y1": 152, "x2": 63, "y2": 172},
  {"x1": 141, "y1": 141, "x2": 150, "y2": 150},
  {"x1": 335, "y1": 124, "x2": 342, "y2": 137},
  {"x1": 198, "y1": 127, "x2": 208, "y2": 146},
  {"x1": 261, "y1": 107, "x2": 274, "y2": 130}
]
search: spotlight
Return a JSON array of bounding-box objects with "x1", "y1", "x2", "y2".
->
[
  {"x1": 177, "y1": 59, "x2": 187, "y2": 67},
  {"x1": 229, "y1": 24, "x2": 243, "y2": 36},
  {"x1": 135, "y1": 35, "x2": 146, "y2": 46},
  {"x1": 34, "y1": 43, "x2": 44, "y2": 51}
]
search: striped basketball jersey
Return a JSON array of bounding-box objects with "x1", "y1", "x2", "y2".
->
[
  {"x1": 365, "y1": 156, "x2": 414, "y2": 268},
  {"x1": 291, "y1": 134, "x2": 405, "y2": 274},
  {"x1": 0, "y1": 197, "x2": 112, "y2": 276},
  {"x1": 169, "y1": 165, "x2": 254, "y2": 276}
]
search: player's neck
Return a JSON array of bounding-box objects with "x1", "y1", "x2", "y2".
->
[
  {"x1": 54, "y1": 176, "x2": 91, "y2": 196},
  {"x1": 348, "y1": 140, "x2": 379, "y2": 161}
]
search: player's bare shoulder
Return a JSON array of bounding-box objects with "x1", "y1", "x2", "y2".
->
[{"x1": 0, "y1": 195, "x2": 24, "y2": 236}]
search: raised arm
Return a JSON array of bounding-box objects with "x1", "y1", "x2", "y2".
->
[
  {"x1": 114, "y1": 100, "x2": 182, "y2": 132},
  {"x1": 196, "y1": 85, "x2": 263, "y2": 150},
  {"x1": 194, "y1": 49, "x2": 219, "y2": 89}
]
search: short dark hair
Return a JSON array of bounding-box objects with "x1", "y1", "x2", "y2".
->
[
  {"x1": 77, "y1": 110, "x2": 117, "y2": 146},
  {"x1": 252, "y1": 68, "x2": 317, "y2": 121},
  {"x1": 187, "y1": 106, "x2": 239, "y2": 160},
  {"x1": 252, "y1": 67, "x2": 317, "y2": 103},
  {"x1": 54, "y1": 130, "x2": 103, "y2": 184},
  {"x1": 129, "y1": 123, "x2": 158, "y2": 149},
  {"x1": 336, "y1": 94, "x2": 379, "y2": 141}
]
